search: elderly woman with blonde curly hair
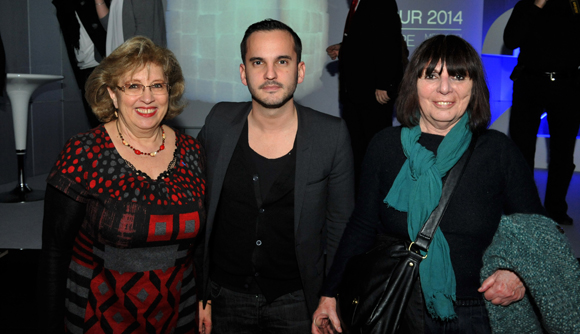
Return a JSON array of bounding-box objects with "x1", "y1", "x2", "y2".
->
[{"x1": 39, "y1": 36, "x2": 205, "y2": 334}]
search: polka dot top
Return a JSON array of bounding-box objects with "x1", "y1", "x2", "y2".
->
[{"x1": 46, "y1": 124, "x2": 205, "y2": 333}]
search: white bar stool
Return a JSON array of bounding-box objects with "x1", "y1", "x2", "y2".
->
[{"x1": 1, "y1": 73, "x2": 64, "y2": 203}]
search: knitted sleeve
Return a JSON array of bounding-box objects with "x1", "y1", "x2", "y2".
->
[{"x1": 481, "y1": 214, "x2": 580, "y2": 333}]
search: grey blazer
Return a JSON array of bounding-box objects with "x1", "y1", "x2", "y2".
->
[
  {"x1": 121, "y1": 0, "x2": 166, "y2": 47},
  {"x1": 196, "y1": 102, "x2": 355, "y2": 314},
  {"x1": 100, "y1": 0, "x2": 166, "y2": 47}
]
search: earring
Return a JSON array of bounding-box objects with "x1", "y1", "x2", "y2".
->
[{"x1": 115, "y1": 110, "x2": 118, "y2": 118}]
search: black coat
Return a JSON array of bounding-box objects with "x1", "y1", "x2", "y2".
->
[{"x1": 339, "y1": 0, "x2": 405, "y2": 102}]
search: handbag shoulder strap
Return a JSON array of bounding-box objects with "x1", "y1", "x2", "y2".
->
[{"x1": 413, "y1": 136, "x2": 478, "y2": 252}]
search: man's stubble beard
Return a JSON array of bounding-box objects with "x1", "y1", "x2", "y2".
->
[{"x1": 248, "y1": 74, "x2": 298, "y2": 109}]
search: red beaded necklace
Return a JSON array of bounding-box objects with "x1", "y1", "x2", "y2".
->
[{"x1": 116, "y1": 120, "x2": 166, "y2": 157}]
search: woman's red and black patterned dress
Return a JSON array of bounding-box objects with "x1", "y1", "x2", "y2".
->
[{"x1": 44, "y1": 124, "x2": 205, "y2": 334}]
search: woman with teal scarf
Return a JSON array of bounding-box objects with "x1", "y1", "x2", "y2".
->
[{"x1": 313, "y1": 35, "x2": 545, "y2": 334}]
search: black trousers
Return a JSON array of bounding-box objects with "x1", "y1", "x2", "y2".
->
[
  {"x1": 398, "y1": 279, "x2": 491, "y2": 334},
  {"x1": 341, "y1": 92, "x2": 394, "y2": 187},
  {"x1": 78, "y1": 66, "x2": 101, "y2": 129},
  {"x1": 210, "y1": 281, "x2": 311, "y2": 334},
  {"x1": 508, "y1": 71, "x2": 580, "y2": 218}
]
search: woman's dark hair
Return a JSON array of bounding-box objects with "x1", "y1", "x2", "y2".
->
[
  {"x1": 240, "y1": 19, "x2": 302, "y2": 63},
  {"x1": 396, "y1": 34, "x2": 490, "y2": 134},
  {"x1": 85, "y1": 36, "x2": 186, "y2": 123}
]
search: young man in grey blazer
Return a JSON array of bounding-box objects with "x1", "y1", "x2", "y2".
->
[{"x1": 196, "y1": 19, "x2": 355, "y2": 334}]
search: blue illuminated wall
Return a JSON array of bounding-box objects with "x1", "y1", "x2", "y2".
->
[
  {"x1": 167, "y1": 0, "x2": 487, "y2": 129},
  {"x1": 398, "y1": 0, "x2": 484, "y2": 55},
  {"x1": 482, "y1": 0, "x2": 520, "y2": 42},
  {"x1": 165, "y1": 0, "x2": 579, "y2": 151}
]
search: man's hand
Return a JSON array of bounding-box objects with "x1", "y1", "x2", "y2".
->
[
  {"x1": 197, "y1": 301, "x2": 212, "y2": 334},
  {"x1": 375, "y1": 89, "x2": 390, "y2": 105},
  {"x1": 478, "y1": 269, "x2": 526, "y2": 306},
  {"x1": 534, "y1": 0, "x2": 548, "y2": 8},
  {"x1": 326, "y1": 44, "x2": 341, "y2": 60},
  {"x1": 312, "y1": 297, "x2": 342, "y2": 334}
]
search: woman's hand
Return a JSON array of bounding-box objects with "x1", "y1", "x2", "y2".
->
[
  {"x1": 197, "y1": 300, "x2": 212, "y2": 334},
  {"x1": 311, "y1": 296, "x2": 342, "y2": 334},
  {"x1": 478, "y1": 269, "x2": 526, "y2": 306}
]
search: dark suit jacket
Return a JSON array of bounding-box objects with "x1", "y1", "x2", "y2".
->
[
  {"x1": 196, "y1": 102, "x2": 355, "y2": 314},
  {"x1": 339, "y1": 0, "x2": 404, "y2": 102}
]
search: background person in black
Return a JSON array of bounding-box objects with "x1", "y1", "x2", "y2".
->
[
  {"x1": 326, "y1": 0, "x2": 406, "y2": 186},
  {"x1": 53, "y1": 0, "x2": 109, "y2": 128},
  {"x1": 504, "y1": 0, "x2": 580, "y2": 225}
]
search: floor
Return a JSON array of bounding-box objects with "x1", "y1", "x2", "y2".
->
[
  {"x1": 534, "y1": 169, "x2": 580, "y2": 257},
  {"x1": 0, "y1": 175, "x2": 45, "y2": 333},
  {"x1": 0, "y1": 171, "x2": 579, "y2": 333},
  {"x1": 0, "y1": 249, "x2": 39, "y2": 334}
]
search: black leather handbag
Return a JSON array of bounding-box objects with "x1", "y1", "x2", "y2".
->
[{"x1": 337, "y1": 138, "x2": 476, "y2": 334}]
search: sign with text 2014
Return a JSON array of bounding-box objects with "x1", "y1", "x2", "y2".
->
[{"x1": 398, "y1": 0, "x2": 484, "y2": 56}]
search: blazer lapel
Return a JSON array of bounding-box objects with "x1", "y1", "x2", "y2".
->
[
  {"x1": 293, "y1": 104, "x2": 312, "y2": 234},
  {"x1": 206, "y1": 104, "x2": 251, "y2": 240}
]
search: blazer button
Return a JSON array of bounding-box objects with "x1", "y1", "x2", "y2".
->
[
  {"x1": 253, "y1": 175, "x2": 259, "y2": 182},
  {"x1": 259, "y1": 208, "x2": 265, "y2": 214},
  {"x1": 256, "y1": 240, "x2": 262, "y2": 246},
  {"x1": 91, "y1": 23, "x2": 99, "y2": 29},
  {"x1": 80, "y1": 0, "x2": 86, "y2": 5}
]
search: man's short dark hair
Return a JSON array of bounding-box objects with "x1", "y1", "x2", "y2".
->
[
  {"x1": 240, "y1": 19, "x2": 302, "y2": 63},
  {"x1": 396, "y1": 34, "x2": 491, "y2": 134}
]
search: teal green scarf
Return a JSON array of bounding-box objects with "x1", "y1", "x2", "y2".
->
[{"x1": 384, "y1": 114, "x2": 472, "y2": 320}]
